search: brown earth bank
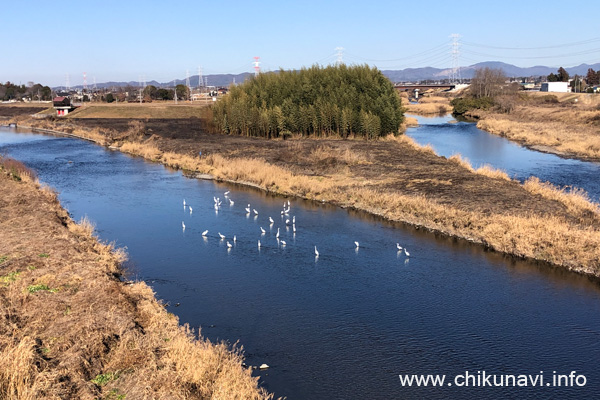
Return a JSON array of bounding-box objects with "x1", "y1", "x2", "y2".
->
[
  {"x1": 7, "y1": 107, "x2": 600, "y2": 277},
  {"x1": 0, "y1": 165, "x2": 272, "y2": 399},
  {"x1": 466, "y1": 92, "x2": 600, "y2": 162}
]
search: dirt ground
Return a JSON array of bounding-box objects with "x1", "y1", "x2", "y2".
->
[{"x1": 68, "y1": 117, "x2": 580, "y2": 222}]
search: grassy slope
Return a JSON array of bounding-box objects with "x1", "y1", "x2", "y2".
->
[
  {"x1": 470, "y1": 92, "x2": 600, "y2": 160},
  {"x1": 0, "y1": 165, "x2": 272, "y2": 399},
  {"x1": 67, "y1": 102, "x2": 210, "y2": 119}
]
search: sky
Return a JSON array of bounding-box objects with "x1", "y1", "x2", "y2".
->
[{"x1": 3, "y1": 0, "x2": 599, "y2": 87}]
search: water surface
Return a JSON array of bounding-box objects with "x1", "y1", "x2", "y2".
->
[
  {"x1": 2, "y1": 126, "x2": 599, "y2": 399},
  {"x1": 406, "y1": 115, "x2": 600, "y2": 202}
]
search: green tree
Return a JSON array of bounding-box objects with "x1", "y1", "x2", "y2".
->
[
  {"x1": 586, "y1": 68, "x2": 599, "y2": 86},
  {"x1": 175, "y1": 84, "x2": 189, "y2": 100},
  {"x1": 105, "y1": 93, "x2": 115, "y2": 103},
  {"x1": 143, "y1": 85, "x2": 158, "y2": 100},
  {"x1": 557, "y1": 67, "x2": 569, "y2": 82}
]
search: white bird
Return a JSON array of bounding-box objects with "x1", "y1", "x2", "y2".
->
[
  {"x1": 285, "y1": 219, "x2": 290, "y2": 225},
  {"x1": 292, "y1": 216, "x2": 296, "y2": 224},
  {"x1": 314, "y1": 246, "x2": 319, "y2": 257},
  {"x1": 287, "y1": 200, "x2": 290, "y2": 207},
  {"x1": 253, "y1": 209, "x2": 259, "y2": 215},
  {"x1": 183, "y1": 199, "x2": 186, "y2": 206},
  {"x1": 202, "y1": 230, "x2": 208, "y2": 236},
  {"x1": 233, "y1": 235, "x2": 237, "y2": 243},
  {"x1": 224, "y1": 190, "x2": 230, "y2": 196},
  {"x1": 355, "y1": 241, "x2": 360, "y2": 248},
  {"x1": 259, "y1": 363, "x2": 269, "y2": 370},
  {"x1": 245, "y1": 204, "x2": 251, "y2": 213},
  {"x1": 218, "y1": 232, "x2": 225, "y2": 239},
  {"x1": 213, "y1": 196, "x2": 218, "y2": 203},
  {"x1": 280, "y1": 240, "x2": 286, "y2": 246},
  {"x1": 396, "y1": 243, "x2": 403, "y2": 251},
  {"x1": 292, "y1": 224, "x2": 296, "y2": 232},
  {"x1": 281, "y1": 210, "x2": 285, "y2": 215},
  {"x1": 276, "y1": 228, "x2": 280, "y2": 238},
  {"x1": 182, "y1": 221, "x2": 186, "y2": 230},
  {"x1": 189, "y1": 206, "x2": 193, "y2": 214},
  {"x1": 258, "y1": 240, "x2": 261, "y2": 249},
  {"x1": 214, "y1": 203, "x2": 219, "y2": 210},
  {"x1": 226, "y1": 241, "x2": 232, "y2": 248},
  {"x1": 404, "y1": 248, "x2": 410, "y2": 257},
  {"x1": 269, "y1": 217, "x2": 274, "y2": 224},
  {"x1": 260, "y1": 227, "x2": 266, "y2": 234},
  {"x1": 229, "y1": 199, "x2": 234, "y2": 206}
]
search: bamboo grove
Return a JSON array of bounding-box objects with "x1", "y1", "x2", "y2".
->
[{"x1": 211, "y1": 64, "x2": 405, "y2": 139}]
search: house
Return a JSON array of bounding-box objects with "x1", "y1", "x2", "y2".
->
[
  {"x1": 53, "y1": 96, "x2": 73, "y2": 116},
  {"x1": 540, "y1": 82, "x2": 570, "y2": 93}
]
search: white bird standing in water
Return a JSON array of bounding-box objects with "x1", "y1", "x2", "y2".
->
[
  {"x1": 202, "y1": 230, "x2": 208, "y2": 236},
  {"x1": 269, "y1": 217, "x2": 274, "y2": 224},
  {"x1": 224, "y1": 191, "x2": 230, "y2": 196},
  {"x1": 189, "y1": 206, "x2": 193, "y2": 214},
  {"x1": 314, "y1": 246, "x2": 319, "y2": 257},
  {"x1": 229, "y1": 199, "x2": 234, "y2": 206},
  {"x1": 218, "y1": 232, "x2": 225, "y2": 240},
  {"x1": 258, "y1": 240, "x2": 261, "y2": 249},
  {"x1": 183, "y1": 199, "x2": 186, "y2": 207},
  {"x1": 355, "y1": 241, "x2": 360, "y2": 248},
  {"x1": 260, "y1": 227, "x2": 266, "y2": 234},
  {"x1": 226, "y1": 241, "x2": 232, "y2": 248},
  {"x1": 181, "y1": 221, "x2": 186, "y2": 230},
  {"x1": 396, "y1": 243, "x2": 403, "y2": 251},
  {"x1": 253, "y1": 209, "x2": 259, "y2": 215},
  {"x1": 404, "y1": 248, "x2": 410, "y2": 257},
  {"x1": 292, "y1": 224, "x2": 296, "y2": 232},
  {"x1": 280, "y1": 240, "x2": 286, "y2": 247},
  {"x1": 276, "y1": 228, "x2": 280, "y2": 238},
  {"x1": 245, "y1": 204, "x2": 251, "y2": 213},
  {"x1": 233, "y1": 235, "x2": 237, "y2": 243},
  {"x1": 292, "y1": 216, "x2": 296, "y2": 224}
]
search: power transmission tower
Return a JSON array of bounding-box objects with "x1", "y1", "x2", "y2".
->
[
  {"x1": 83, "y1": 72, "x2": 87, "y2": 91},
  {"x1": 65, "y1": 74, "x2": 70, "y2": 92},
  {"x1": 450, "y1": 33, "x2": 461, "y2": 83},
  {"x1": 253, "y1": 56, "x2": 261, "y2": 77},
  {"x1": 173, "y1": 80, "x2": 178, "y2": 104},
  {"x1": 335, "y1": 47, "x2": 344, "y2": 65}
]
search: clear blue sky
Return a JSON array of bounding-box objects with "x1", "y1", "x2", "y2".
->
[{"x1": 3, "y1": 0, "x2": 599, "y2": 86}]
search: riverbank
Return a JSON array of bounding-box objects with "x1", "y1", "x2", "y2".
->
[
  {"x1": 466, "y1": 92, "x2": 600, "y2": 161},
  {"x1": 0, "y1": 159, "x2": 272, "y2": 399},
  {"x1": 8, "y1": 106, "x2": 600, "y2": 277}
]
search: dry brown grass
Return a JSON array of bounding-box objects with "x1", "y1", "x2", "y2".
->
[
  {"x1": 308, "y1": 144, "x2": 369, "y2": 165},
  {"x1": 404, "y1": 102, "x2": 453, "y2": 115},
  {"x1": 449, "y1": 154, "x2": 511, "y2": 180},
  {"x1": 0, "y1": 174, "x2": 273, "y2": 399},
  {"x1": 115, "y1": 136, "x2": 600, "y2": 274},
  {"x1": 386, "y1": 134, "x2": 436, "y2": 155},
  {"x1": 0, "y1": 156, "x2": 37, "y2": 183},
  {"x1": 68, "y1": 103, "x2": 210, "y2": 119},
  {"x1": 474, "y1": 96, "x2": 600, "y2": 160},
  {"x1": 524, "y1": 177, "x2": 600, "y2": 219}
]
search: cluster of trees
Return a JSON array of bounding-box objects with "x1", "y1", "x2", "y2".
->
[
  {"x1": 451, "y1": 67, "x2": 518, "y2": 114},
  {"x1": 0, "y1": 81, "x2": 52, "y2": 101},
  {"x1": 586, "y1": 68, "x2": 600, "y2": 86},
  {"x1": 211, "y1": 64, "x2": 404, "y2": 139},
  {"x1": 141, "y1": 84, "x2": 189, "y2": 101},
  {"x1": 547, "y1": 67, "x2": 570, "y2": 82}
]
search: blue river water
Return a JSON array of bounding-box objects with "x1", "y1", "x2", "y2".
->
[
  {"x1": 1, "y1": 126, "x2": 599, "y2": 399},
  {"x1": 406, "y1": 114, "x2": 600, "y2": 203}
]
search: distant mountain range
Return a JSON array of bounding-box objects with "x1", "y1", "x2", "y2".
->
[{"x1": 58, "y1": 62, "x2": 600, "y2": 90}]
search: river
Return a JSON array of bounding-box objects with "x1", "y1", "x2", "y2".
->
[
  {"x1": 1, "y1": 126, "x2": 599, "y2": 399},
  {"x1": 406, "y1": 114, "x2": 600, "y2": 203}
]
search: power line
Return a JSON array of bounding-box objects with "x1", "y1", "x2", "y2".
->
[{"x1": 462, "y1": 37, "x2": 600, "y2": 50}]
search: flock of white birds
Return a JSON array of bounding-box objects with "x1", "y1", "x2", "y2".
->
[{"x1": 181, "y1": 192, "x2": 411, "y2": 259}]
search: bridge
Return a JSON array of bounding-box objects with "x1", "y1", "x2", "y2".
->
[{"x1": 394, "y1": 84, "x2": 455, "y2": 92}]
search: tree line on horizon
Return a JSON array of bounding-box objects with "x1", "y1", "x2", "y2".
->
[
  {"x1": 211, "y1": 64, "x2": 405, "y2": 139},
  {"x1": 0, "y1": 81, "x2": 52, "y2": 102}
]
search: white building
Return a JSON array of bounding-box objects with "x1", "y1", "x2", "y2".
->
[{"x1": 540, "y1": 82, "x2": 570, "y2": 93}]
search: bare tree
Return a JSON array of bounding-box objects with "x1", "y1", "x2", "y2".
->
[{"x1": 469, "y1": 67, "x2": 508, "y2": 98}]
